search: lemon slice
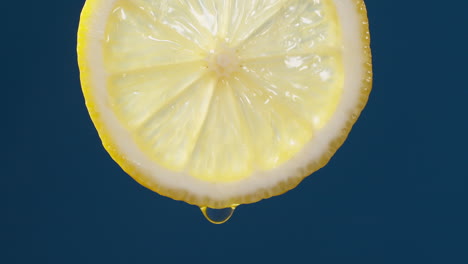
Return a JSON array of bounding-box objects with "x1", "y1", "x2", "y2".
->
[{"x1": 77, "y1": 0, "x2": 372, "y2": 208}]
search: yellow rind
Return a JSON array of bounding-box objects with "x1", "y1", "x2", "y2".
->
[{"x1": 77, "y1": 0, "x2": 372, "y2": 209}]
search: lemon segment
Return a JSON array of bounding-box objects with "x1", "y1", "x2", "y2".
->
[
  {"x1": 107, "y1": 61, "x2": 207, "y2": 128},
  {"x1": 241, "y1": 51, "x2": 343, "y2": 129},
  {"x1": 236, "y1": 0, "x2": 340, "y2": 59},
  {"x1": 221, "y1": 1, "x2": 286, "y2": 44},
  {"x1": 229, "y1": 72, "x2": 314, "y2": 170},
  {"x1": 136, "y1": 73, "x2": 217, "y2": 172},
  {"x1": 104, "y1": 0, "x2": 206, "y2": 73},
  {"x1": 187, "y1": 78, "x2": 254, "y2": 181}
]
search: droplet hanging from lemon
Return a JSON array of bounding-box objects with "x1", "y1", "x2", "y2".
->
[{"x1": 77, "y1": 0, "x2": 372, "y2": 210}]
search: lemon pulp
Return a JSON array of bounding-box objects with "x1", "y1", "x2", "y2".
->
[
  {"x1": 104, "y1": 0, "x2": 343, "y2": 182},
  {"x1": 78, "y1": 0, "x2": 372, "y2": 208}
]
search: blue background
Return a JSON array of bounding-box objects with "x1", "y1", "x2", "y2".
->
[{"x1": 4, "y1": 0, "x2": 467, "y2": 263}]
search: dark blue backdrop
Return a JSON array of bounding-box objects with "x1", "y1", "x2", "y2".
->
[{"x1": 4, "y1": 1, "x2": 467, "y2": 263}]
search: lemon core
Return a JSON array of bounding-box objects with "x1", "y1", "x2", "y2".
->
[{"x1": 207, "y1": 42, "x2": 240, "y2": 78}]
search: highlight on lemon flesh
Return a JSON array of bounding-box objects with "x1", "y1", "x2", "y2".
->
[{"x1": 77, "y1": 0, "x2": 372, "y2": 209}]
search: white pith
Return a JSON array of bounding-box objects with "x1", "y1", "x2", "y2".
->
[{"x1": 80, "y1": 0, "x2": 365, "y2": 201}]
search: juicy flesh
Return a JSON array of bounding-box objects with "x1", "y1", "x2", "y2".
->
[{"x1": 104, "y1": 0, "x2": 344, "y2": 182}]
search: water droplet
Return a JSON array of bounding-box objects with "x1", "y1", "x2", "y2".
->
[{"x1": 200, "y1": 205, "x2": 238, "y2": 224}]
